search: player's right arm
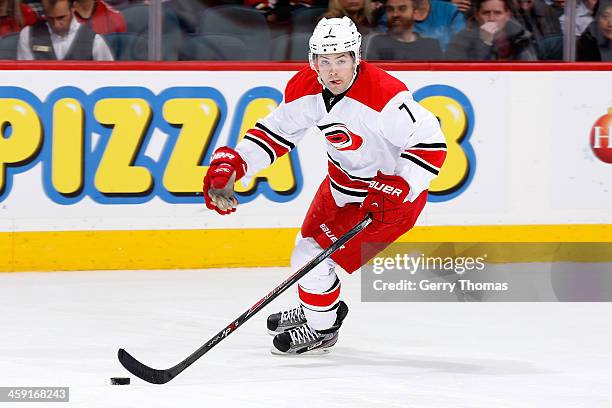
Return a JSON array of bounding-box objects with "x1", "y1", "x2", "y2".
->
[
  {"x1": 235, "y1": 68, "x2": 320, "y2": 180},
  {"x1": 234, "y1": 98, "x2": 314, "y2": 181},
  {"x1": 203, "y1": 68, "x2": 319, "y2": 215}
]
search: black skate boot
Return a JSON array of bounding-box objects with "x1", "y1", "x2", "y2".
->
[
  {"x1": 267, "y1": 305, "x2": 307, "y2": 335},
  {"x1": 271, "y1": 301, "x2": 348, "y2": 355}
]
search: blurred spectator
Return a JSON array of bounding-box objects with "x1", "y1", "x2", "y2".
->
[
  {"x1": 73, "y1": 0, "x2": 127, "y2": 34},
  {"x1": 560, "y1": 0, "x2": 597, "y2": 36},
  {"x1": 367, "y1": 0, "x2": 443, "y2": 58},
  {"x1": 168, "y1": 0, "x2": 216, "y2": 34},
  {"x1": 245, "y1": 0, "x2": 315, "y2": 23},
  {"x1": 515, "y1": 0, "x2": 560, "y2": 36},
  {"x1": 0, "y1": 0, "x2": 38, "y2": 35},
  {"x1": 376, "y1": 0, "x2": 465, "y2": 51},
  {"x1": 515, "y1": 0, "x2": 562, "y2": 58},
  {"x1": 577, "y1": 0, "x2": 612, "y2": 60},
  {"x1": 446, "y1": 0, "x2": 537, "y2": 59},
  {"x1": 413, "y1": 0, "x2": 465, "y2": 50},
  {"x1": 17, "y1": 0, "x2": 114, "y2": 59},
  {"x1": 324, "y1": 0, "x2": 380, "y2": 34},
  {"x1": 22, "y1": 0, "x2": 42, "y2": 16},
  {"x1": 448, "y1": 0, "x2": 471, "y2": 14},
  {"x1": 538, "y1": 0, "x2": 563, "y2": 17},
  {"x1": 549, "y1": 0, "x2": 563, "y2": 16}
]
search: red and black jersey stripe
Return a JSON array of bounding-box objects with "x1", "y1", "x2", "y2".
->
[
  {"x1": 327, "y1": 154, "x2": 371, "y2": 198},
  {"x1": 243, "y1": 122, "x2": 295, "y2": 165},
  {"x1": 401, "y1": 142, "x2": 447, "y2": 175}
]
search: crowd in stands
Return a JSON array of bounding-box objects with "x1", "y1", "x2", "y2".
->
[{"x1": 0, "y1": 0, "x2": 610, "y2": 61}]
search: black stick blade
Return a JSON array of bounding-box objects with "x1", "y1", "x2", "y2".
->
[{"x1": 117, "y1": 349, "x2": 175, "y2": 385}]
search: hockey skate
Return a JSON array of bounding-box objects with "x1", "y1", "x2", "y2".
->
[
  {"x1": 267, "y1": 305, "x2": 307, "y2": 335},
  {"x1": 271, "y1": 301, "x2": 348, "y2": 355}
]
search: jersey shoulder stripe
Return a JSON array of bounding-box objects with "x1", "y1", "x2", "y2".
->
[
  {"x1": 285, "y1": 66, "x2": 321, "y2": 103},
  {"x1": 346, "y1": 61, "x2": 408, "y2": 112}
]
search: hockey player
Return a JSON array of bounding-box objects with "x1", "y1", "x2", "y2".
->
[{"x1": 203, "y1": 16, "x2": 446, "y2": 355}]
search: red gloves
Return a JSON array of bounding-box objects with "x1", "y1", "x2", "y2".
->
[
  {"x1": 360, "y1": 171, "x2": 410, "y2": 224},
  {"x1": 203, "y1": 147, "x2": 247, "y2": 215}
]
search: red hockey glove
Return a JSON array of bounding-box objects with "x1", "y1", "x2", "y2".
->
[
  {"x1": 203, "y1": 147, "x2": 247, "y2": 215},
  {"x1": 360, "y1": 171, "x2": 410, "y2": 224}
]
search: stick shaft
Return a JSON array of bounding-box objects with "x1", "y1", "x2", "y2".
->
[{"x1": 118, "y1": 215, "x2": 372, "y2": 384}]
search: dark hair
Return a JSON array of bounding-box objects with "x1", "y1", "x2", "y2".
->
[
  {"x1": 595, "y1": 0, "x2": 612, "y2": 17},
  {"x1": 42, "y1": 0, "x2": 75, "y2": 8},
  {"x1": 473, "y1": 0, "x2": 513, "y2": 12},
  {"x1": 383, "y1": 0, "x2": 418, "y2": 5}
]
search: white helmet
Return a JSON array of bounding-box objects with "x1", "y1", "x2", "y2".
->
[{"x1": 308, "y1": 16, "x2": 362, "y2": 71}]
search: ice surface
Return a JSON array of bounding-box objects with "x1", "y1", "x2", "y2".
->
[{"x1": 1, "y1": 267, "x2": 611, "y2": 408}]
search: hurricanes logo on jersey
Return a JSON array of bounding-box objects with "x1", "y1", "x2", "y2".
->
[{"x1": 319, "y1": 123, "x2": 364, "y2": 151}]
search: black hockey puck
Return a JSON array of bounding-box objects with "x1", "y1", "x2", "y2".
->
[{"x1": 110, "y1": 377, "x2": 130, "y2": 385}]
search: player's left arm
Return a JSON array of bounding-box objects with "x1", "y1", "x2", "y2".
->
[
  {"x1": 361, "y1": 93, "x2": 446, "y2": 224},
  {"x1": 384, "y1": 92, "x2": 447, "y2": 201}
]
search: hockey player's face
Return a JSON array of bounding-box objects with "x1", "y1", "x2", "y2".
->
[{"x1": 316, "y1": 53, "x2": 356, "y2": 95}]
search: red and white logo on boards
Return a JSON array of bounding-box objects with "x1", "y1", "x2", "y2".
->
[
  {"x1": 323, "y1": 124, "x2": 364, "y2": 151},
  {"x1": 590, "y1": 108, "x2": 612, "y2": 164}
]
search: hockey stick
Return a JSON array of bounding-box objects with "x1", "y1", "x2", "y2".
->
[{"x1": 118, "y1": 214, "x2": 372, "y2": 384}]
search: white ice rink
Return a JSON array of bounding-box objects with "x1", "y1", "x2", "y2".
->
[{"x1": 1, "y1": 267, "x2": 611, "y2": 408}]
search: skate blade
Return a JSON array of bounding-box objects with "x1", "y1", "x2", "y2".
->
[{"x1": 270, "y1": 347, "x2": 331, "y2": 356}]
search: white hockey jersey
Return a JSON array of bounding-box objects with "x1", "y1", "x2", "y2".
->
[{"x1": 235, "y1": 61, "x2": 447, "y2": 207}]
